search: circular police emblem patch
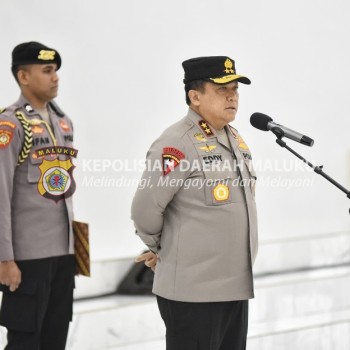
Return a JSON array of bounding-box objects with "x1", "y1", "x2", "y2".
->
[
  {"x1": 43, "y1": 167, "x2": 71, "y2": 195},
  {"x1": 38, "y1": 158, "x2": 76, "y2": 202},
  {"x1": 0, "y1": 130, "x2": 14, "y2": 148},
  {"x1": 213, "y1": 184, "x2": 230, "y2": 201}
]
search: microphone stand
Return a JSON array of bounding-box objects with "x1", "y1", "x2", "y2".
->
[{"x1": 271, "y1": 127, "x2": 350, "y2": 212}]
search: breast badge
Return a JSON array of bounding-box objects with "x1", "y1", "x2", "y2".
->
[
  {"x1": 32, "y1": 126, "x2": 45, "y2": 134},
  {"x1": 38, "y1": 158, "x2": 76, "y2": 202},
  {"x1": 213, "y1": 184, "x2": 230, "y2": 202},
  {"x1": 198, "y1": 144, "x2": 217, "y2": 153},
  {"x1": 194, "y1": 133, "x2": 207, "y2": 142}
]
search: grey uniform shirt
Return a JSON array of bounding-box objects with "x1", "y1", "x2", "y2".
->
[
  {"x1": 0, "y1": 95, "x2": 76, "y2": 261},
  {"x1": 131, "y1": 108, "x2": 258, "y2": 302}
]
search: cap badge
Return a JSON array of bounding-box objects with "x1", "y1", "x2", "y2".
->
[
  {"x1": 224, "y1": 58, "x2": 234, "y2": 74},
  {"x1": 38, "y1": 50, "x2": 56, "y2": 61}
]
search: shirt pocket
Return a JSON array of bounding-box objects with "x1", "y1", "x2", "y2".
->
[{"x1": 27, "y1": 154, "x2": 42, "y2": 184}]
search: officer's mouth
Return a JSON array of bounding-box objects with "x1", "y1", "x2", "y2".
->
[{"x1": 225, "y1": 106, "x2": 236, "y2": 111}]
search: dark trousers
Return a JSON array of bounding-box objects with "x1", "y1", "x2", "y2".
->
[
  {"x1": 157, "y1": 296, "x2": 248, "y2": 350},
  {"x1": 0, "y1": 255, "x2": 75, "y2": 350}
]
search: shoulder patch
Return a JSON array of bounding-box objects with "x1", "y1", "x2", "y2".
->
[
  {"x1": 162, "y1": 147, "x2": 185, "y2": 176},
  {"x1": 0, "y1": 129, "x2": 14, "y2": 148},
  {"x1": 0, "y1": 120, "x2": 16, "y2": 129}
]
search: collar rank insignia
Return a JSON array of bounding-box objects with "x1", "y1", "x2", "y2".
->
[
  {"x1": 199, "y1": 120, "x2": 214, "y2": 137},
  {"x1": 162, "y1": 147, "x2": 185, "y2": 176},
  {"x1": 236, "y1": 135, "x2": 249, "y2": 151},
  {"x1": 229, "y1": 126, "x2": 249, "y2": 151},
  {"x1": 60, "y1": 120, "x2": 70, "y2": 132},
  {"x1": 199, "y1": 144, "x2": 217, "y2": 153},
  {"x1": 24, "y1": 104, "x2": 34, "y2": 113},
  {"x1": 0, "y1": 108, "x2": 6, "y2": 114}
]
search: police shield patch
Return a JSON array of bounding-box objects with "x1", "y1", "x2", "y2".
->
[
  {"x1": 162, "y1": 147, "x2": 185, "y2": 176},
  {"x1": 0, "y1": 129, "x2": 14, "y2": 148},
  {"x1": 37, "y1": 158, "x2": 76, "y2": 202}
]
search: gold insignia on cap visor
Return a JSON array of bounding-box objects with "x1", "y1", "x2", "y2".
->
[
  {"x1": 224, "y1": 58, "x2": 235, "y2": 74},
  {"x1": 38, "y1": 50, "x2": 56, "y2": 61},
  {"x1": 210, "y1": 74, "x2": 245, "y2": 84}
]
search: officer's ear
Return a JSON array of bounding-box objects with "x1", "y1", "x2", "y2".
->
[
  {"x1": 188, "y1": 89, "x2": 202, "y2": 107},
  {"x1": 17, "y1": 66, "x2": 30, "y2": 87}
]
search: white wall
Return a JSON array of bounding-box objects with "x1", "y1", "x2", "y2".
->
[{"x1": 1, "y1": 0, "x2": 349, "y2": 260}]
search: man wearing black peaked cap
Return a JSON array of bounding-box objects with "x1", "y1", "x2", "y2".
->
[
  {"x1": 132, "y1": 56, "x2": 258, "y2": 350},
  {"x1": 0, "y1": 42, "x2": 77, "y2": 350}
]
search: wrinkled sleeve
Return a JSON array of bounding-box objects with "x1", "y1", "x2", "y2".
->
[
  {"x1": 131, "y1": 136, "x2": 190, "y2": 252},
  {"x1": 0, "y1": 116, "x2": 23, "y2": 261}
]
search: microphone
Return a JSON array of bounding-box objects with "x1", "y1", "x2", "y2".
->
[{"x1": 250, "y1": 112, "x2": 314, "y2": 147}]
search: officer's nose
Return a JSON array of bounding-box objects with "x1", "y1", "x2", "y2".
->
[
  {"x1": 227, "y1": 90, "x2": 238, "y2": 102},
  {"x1": 53, "y1": 72, "x2": 59, "y2": 83},
  {"x1": 227, "y1": 94, "x2": 236, "y2": 102}
]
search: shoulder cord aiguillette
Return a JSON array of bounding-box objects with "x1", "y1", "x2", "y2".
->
[
  {"x1": 15, "y1": 111, "x2": 33, "y2": 166},
  {"x1": 15, "y1": 111, "x2": 58, "y2": 166}
]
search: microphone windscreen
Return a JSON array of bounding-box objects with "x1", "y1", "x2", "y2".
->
[{"x1": 250, "y1": 113, "x2": 273, "y2": 131}]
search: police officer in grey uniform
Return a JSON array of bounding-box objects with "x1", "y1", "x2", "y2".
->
[
  {"x1": 0, "y1": 42, "x2": 77, "y2": 350},
  {"x1": 132, "y1": 56, "x2": 258, "y2": 350}
]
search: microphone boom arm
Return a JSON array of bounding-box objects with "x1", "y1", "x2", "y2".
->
[{"x1": 273, "y1": 133, "x2": 350, "y2": 206}]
